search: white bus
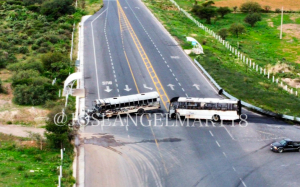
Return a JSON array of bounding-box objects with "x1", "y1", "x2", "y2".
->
[
  {"x1": 87, "y1": 92, "x2": 161, "y2": 119},
  {"x1": 169, "y1": 97, "x2": 241, "y2": 121}
]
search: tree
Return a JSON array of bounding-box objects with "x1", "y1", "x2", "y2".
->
[
  {"x1": 218, "y1": 28, "x2": 228, "y2": 39},
  {"x1": 264, "y1": 6, "x2": 271, "y2": 13},
  {"x1": 240, "y1": 2, "x2": 262, "y2": 13},
  {"x1": 202, "y1": 1, "x2": 215, "y2": 7},
  {"x1": 192, "y1": 5, "x2": 217, "y2": 24},
  {"x1": 217, "y1": 7, "x2": 232, "y2": 18},
  {"x1": 45, "y1": 106, "x2": 74, "y2": 149},
  {"x1": 229, "y1": 23, "x2": 245, "y2": 38},
  {"x1": 233, "y1": 6, "x2": 238, "y2": 12},
  {"x1": 40, "y1": 0, "x2": 75, "y2": 19},
  {"x1": 244, "y1": 13, "x2": 262, "y2": 27}
]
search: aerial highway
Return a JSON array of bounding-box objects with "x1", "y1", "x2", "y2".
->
[{"x1": 81, "y1": 0, "x2": 300, "y2": 186}]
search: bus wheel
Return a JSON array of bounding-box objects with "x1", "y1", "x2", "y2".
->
[
  {"x1": 137, "y1": 108, "x2": 145, "y2": 115},
  {"x1": 212, "y1": 114, "x2": 220, "y2": 122},
  {"x1": 171, "y1": 113, "x2": 176, "y2": 119}
]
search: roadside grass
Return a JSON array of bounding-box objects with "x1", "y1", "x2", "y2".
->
[
  {"x1": 80, "y1": 0, "x2": 103, "y2": 15},
  {"x1": 0, "y1": 133, "x2": 75, "y2": 186},
  {"x1": 143, "y1": 0, "x2": 300, "y2": 116},
  {"x1": 173, "y1": 0, "x2": 300, "y2": 71}
]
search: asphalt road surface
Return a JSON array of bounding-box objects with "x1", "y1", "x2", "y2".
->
[{"x1": 82, "y1": 0, "x2": 300, "y2": 186}]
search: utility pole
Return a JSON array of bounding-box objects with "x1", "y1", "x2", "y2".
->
[{"x1": 280, "y1": 7, "x2": 283, "y2": 39}]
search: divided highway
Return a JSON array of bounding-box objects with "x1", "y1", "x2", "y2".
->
[{"x1": 81, "y1": 0, "x2": 300, "y2": 186}]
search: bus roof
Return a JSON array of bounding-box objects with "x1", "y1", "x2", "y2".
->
[
  {"x1": 96, "y1": 92, "x2": 159, "y2": 105},
  {"x1": 177, "y1": 97, "x2": 238, "y2": 104}
]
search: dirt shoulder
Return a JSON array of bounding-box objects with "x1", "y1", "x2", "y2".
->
[{"x1": 0, "y1": 124, "x2": 45, "y2": 137}]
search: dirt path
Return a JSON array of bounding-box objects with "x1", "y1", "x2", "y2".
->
[{"x1": 0, "y1": 124, "x2": 45, "y2": 137}]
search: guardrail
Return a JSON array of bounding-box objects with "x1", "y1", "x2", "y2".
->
[{"x1": 194, "y1": 59, "x2": 300, "y2": 123}]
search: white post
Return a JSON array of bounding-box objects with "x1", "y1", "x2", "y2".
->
[
  {"x1": 256, "y1": 65, "x2": 258, "y2": 71},
  {"x1": 276, "y1": 79, "x2": 278, "y2": 83},
  {"x1": 272, "y1": 76, "x2": 274, "y2": 82},
  {"x1": 264, "y1": 69, "x2": 266, "y2": 75},
  {"x1": 281, "y1": 82, "x2": 283, "y2": 86},
  {"x1": 291, "y1": 88, "x2": 293, "y2": 94},
  {"x1": 246, "y1": 58, "x2": 248, "y2": 64},
  {"x1": 260, "y1": 67, "x2": 262, "y2": 74},
  {"x1": 268, "y1": 72, "x2": 270, "y2": 79},
  {"x1": 58, "y1": 176, "x2": 61, "y2": 187},
  {"x1": 285, "y1": 85, "x2": 288, "y2": 90},
  {"x1": 253, "y1": 62, "x2": 255, "y2": 69},
  {"x1": 60, "y1": 166, "x2": 62, "y2": 178},
  {"x1": 296, "y1": 91, "x2": 298, "y2": 96},
  {"x1": 243, "y1": 56, "x2": 245, "y2": 62},
  {"x1": 61, "y1": 149, "x2": 63, "y2": 160},
  {"x1": 280, "y1": 7, "x2": 283, "y2": 39}
]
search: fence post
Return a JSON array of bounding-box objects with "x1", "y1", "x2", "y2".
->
[
  {"x1": 264, "y1": 69, "x2": 266, "y2": 75},
  {"x1": 272, "y1": 76, "x2": 274, "y2": 82},
  {"x1": 256, "y1": 65, "x2": 258, "y2": 71},
  {"x1": 268, "y1": 72, "x2": 270, "y2": 79}
]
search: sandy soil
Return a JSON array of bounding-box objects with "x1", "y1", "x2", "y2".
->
[{"x1": 213, "y1": 0, "x2": 300, "y2": 11}]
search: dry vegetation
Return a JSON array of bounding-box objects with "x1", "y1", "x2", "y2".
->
[
  {"x1": 213, "y1": 0, "x2": 300, "y2": 11},
  {"x1": 0, "y1": 69, "x2": 49, "y2": 126}
]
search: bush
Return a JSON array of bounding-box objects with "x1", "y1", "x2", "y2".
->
[
  {"x1": 11, "y1": 69, "x2": 40, "y2": 87},
  {"x1": 18, "y1": 46, "x2": 29, "y2": 54},
  {"x1": 218, "y1": 28, "x2": 228, "y2": 39},
  {"x1": 229, "y1": 23, "x2": 245, "y2": 38},
  {"x1": 275, "y1": 8, "x2": 281, "y2": 13},
  {"x1": 31, "y1": 44, "x2": 39, "y2": 50},
  {"x1": 217, "y1": 7, "x2": 232, "y2": 18},
  {"x1": 27, "y1": 5, "x2": 39, "y2": 12},
  {"x1": 16, "y1": 165, "x2": 25, "y2": 171},
  {"x1": 240, "y1": 2, "x2": 262, "y2": 13},
  {"x1": 7, "y1": 61, "x2": 44, "y2": 73},
  {"x1": 13, "y1": 82, "x2": 56, "y2": 105},
  {"x1": 45, "y1": 106, "x2": 74, "y2": 149},
  {"x1": 244, "y1": 13, "x2": 262, "y2": 27},
  {"x1": 36, "y1": 47, "x2": 50, "y2": 53},
  {"x1": 40, "y1": 0, "x2": 75, "y2": 19}
]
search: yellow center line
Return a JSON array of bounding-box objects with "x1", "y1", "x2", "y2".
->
[
  {"x1": 117, "y1": 0, "x2": 170, "y2": 111},
  {"x1": 118, "y1": 4, "x2": 140, "y2": 93}
]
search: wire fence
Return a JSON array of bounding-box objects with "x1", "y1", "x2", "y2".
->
[{"x1": 168, "y1": 0, "x2": 298, "y2": 97}]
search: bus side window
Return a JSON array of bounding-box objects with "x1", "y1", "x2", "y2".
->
[
  {"x1": 217, "y1": 104, "x2": 222, "y2": 110},
  {"x1": 221, "y1": 104, "x2": 227, "y2": 110},
  {"x1": 134, "y1": 101, "x2": 139, "y2": 106}
]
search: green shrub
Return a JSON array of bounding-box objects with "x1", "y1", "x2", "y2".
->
[
  {"x1": 244, "y1": 13, "x2": 262, "y2": 27},
  {"x1": 18, "y1": 46, "x2": 29, "y2": 54},
  {"x1": 34, "y1": 154, "x2": 42, "y2": 161},
  {"x1": 7, "y1": 61, "x2": 44, "y2": 73},
  {"x1": 240, "y1": 2, "x2": 262, "y2": 13},
  {"x1": 31, "y1": 44, "x2": 39, "y2": 50},
  {"x1": 34, "y1": 37, "x2": 46, "y2": 46},
  {"x1": 13, "y1": 83, "x2": 56, "y2": 105},
  {"x1": 11, "y1": 69, "x2": 40, "y2": 87},
  {"x1": 36, "y1": 47, "x2": 49, "y2": 53},
  {"x1": 27, "y1": 5, "x2": 39, "y2": 12},
  {"x1": 16, "y1": 165, "x2": 25, "y2": 171},
  {"x1": 40, "y1": 0, "x2": 75, "y2": 19}
]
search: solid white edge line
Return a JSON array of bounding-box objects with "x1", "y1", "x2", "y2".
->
[
  {"x1": 91, "y1": 9, "x2": 107, "y2": 99},
  {"x1": 209, "y1": 130, "x2": 214, "y2": 137},
  {"x1": 240, "y1": 178, "x2": 247, "y2": 187}
]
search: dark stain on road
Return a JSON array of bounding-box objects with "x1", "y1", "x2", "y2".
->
[{"x1": 84, "y1": 134, "x2": 182, "y2": 147}]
